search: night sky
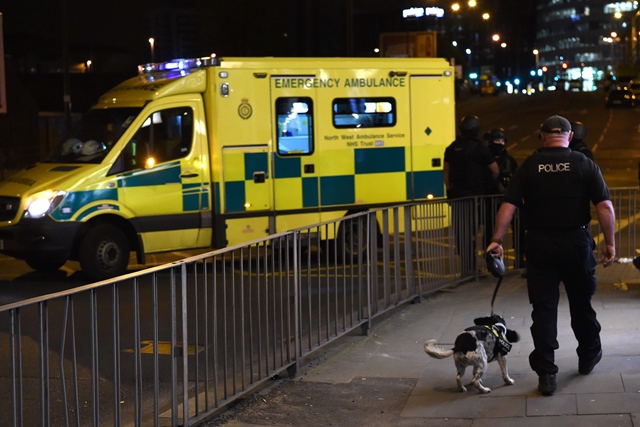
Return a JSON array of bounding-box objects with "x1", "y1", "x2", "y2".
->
[
  {"x1": 3, "y1": 1, "x2": 536, "y2": 70},
  {"x1": 4, "y1": 1, "x2": 155, "y2": 65},
  {"x1": 3, "y1": 0, "x2": 324, "y2": 66}
]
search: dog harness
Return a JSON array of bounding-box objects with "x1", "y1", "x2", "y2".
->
[
  {"x1": 486, "y1": 324, "x2": 512, "y2": 361},
  {"x1": 462, "y1": 323, "x2": 513, "y2": 362}
]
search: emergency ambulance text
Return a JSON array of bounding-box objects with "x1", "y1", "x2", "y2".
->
[{"x1": 274, "y1": 77, "x2": 405, "y2": 89}]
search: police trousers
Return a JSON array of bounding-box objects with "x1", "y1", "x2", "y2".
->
[{"x1": 525, "y1": 228, "x2": 601, "y2": 375}]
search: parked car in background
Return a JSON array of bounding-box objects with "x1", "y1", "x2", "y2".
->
[
  {"x1": 605, "y1": 86, "x2": 637, "y2": 107},
  {"x1": 479, "y1": 74, "x2": 499, "y2": 96},
  {"x1": 628, "y1": 80, "x2": 640, "y2": 95}
]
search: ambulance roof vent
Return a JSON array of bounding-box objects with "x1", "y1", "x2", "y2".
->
[
  {"x1": 138, "y1": 54, "x2": 221, "y2": 75},
  {"x1": 389, "y1": 71, "x2": 407, "y2": 77}
]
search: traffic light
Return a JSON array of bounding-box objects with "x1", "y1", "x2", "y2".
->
[
  {"x1": 561, "y1": 62, "x2": 568, "y2": 70},
  {"x1": 541, "y1": 66, "x2": 548, "y2": 73}
]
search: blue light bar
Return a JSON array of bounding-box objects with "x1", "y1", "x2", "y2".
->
[{"x1": 138, "y1": 54, "x2": 220, "y2": 75}]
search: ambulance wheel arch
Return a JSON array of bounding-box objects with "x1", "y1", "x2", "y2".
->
[
  {"x1": 25, "y1": 255, "x2": 67, "y2": 272},
  {"x1": 73, "y1": 216, "x2": 139, "y2": 281}
]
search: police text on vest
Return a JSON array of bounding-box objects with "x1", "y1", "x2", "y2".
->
[{"x1": 539, "y1": 163, "x2": 570, "y2": 173}]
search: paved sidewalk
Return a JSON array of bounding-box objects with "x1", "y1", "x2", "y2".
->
[{"x1": 206, "y1": 262, "x2": 640, "y2": 427}]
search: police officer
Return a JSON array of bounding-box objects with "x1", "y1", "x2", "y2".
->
[
  {"x1": 444, "y1": 115, "x2": 499, "y2": 275},
  {"x1": 486, "y1": 115, "x2": 615, "y2": 396},
  {"x1": 484, "y1": 128, "x2": 525, "y2": 268},
  {"x1": 485, "y1": 128, "x2": 517, "y2": 194},
  {"x1": 444, "y1": 115, "x2": 498, "y2": 199},
  {"x1": 569, "y1": 121, "x2": 595, "y2": 161}
]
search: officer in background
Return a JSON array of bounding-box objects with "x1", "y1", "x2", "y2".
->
[
  {"x1": 486, "y1": 115, "x2": 615, "y2": 397},
  {"x1": 485, "y1": 128, "x2": 517, "y2": 194},
  {"x1": 484, "y1": 128, "x2": 525, "y2": 268},
  {"x1": 569, "y1": 121, "x2": 594, "y2": 161},
  {"x1": 444, "y1": 115, "x2": 499, "y2": 275},
  {"x1": 444, "y1": 116, "x2": 498, "y2": 199}
]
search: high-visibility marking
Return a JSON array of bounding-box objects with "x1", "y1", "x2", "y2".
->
[{"x1": 123, "y1": 340, "x2": 204, "y2": 355}]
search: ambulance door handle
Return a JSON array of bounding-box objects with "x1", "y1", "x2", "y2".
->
[
  {"x1": 253, "y1": 172, "x2": 266, "y2": 183},
  {"x1": 180, "y1": 173, "x2": 199, "y2": 178}
]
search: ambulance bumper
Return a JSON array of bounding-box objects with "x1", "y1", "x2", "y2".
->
[{"x1": 0, "y1": 218, "x2": 80, "y2": 261}]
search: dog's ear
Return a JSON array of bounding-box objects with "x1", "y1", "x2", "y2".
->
[
  {"x1": 474, "y1": 315, "x2": 505, "y2": 326},
  {"x1": 506, "y1": 329, "x2": 520, "y2": 343},
  {"x1": 473, "y1": 316, "x2": 493, "y2": 326}
]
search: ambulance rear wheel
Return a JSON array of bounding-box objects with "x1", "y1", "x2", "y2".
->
[
  {"x1": 79, "y1": 224, "x2": 130, "y2": 281},
  {"x1": 337, "y1": 216, "x2": 370, "y2": 261},
  {"x1": 25, "y1": 255, "x2": 66, "y2": 272}
]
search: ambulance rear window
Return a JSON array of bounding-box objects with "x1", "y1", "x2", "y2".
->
[{"x1": 332, "y1": 97, "x2": 396, "y2": 129}]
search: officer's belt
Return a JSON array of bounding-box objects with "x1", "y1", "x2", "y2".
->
[{"x1": 527, "y1": 224, "x2": 588, "y2": 231}]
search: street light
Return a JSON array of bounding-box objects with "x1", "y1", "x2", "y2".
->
[
  {"x1": 149, "y1": 37, "x2": 155, "y2": 63},
  {"x1": 490, "y1": 34, "x2": 501, "y2": 76},
  {"x1": 533, "y1": 49, "x2": 539, "y2": 70},
  {"x1": 448, "y1": 1, "x2": 491, "y2": 77},
  {"x1": 609, "y1": 32, "x2": 620, "y2": 63}
]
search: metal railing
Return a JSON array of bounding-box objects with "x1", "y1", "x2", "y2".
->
[{"x1": 0, "y1": 189, "x2": 636, "y2": 426}]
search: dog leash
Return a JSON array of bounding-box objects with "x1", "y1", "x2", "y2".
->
[
  {"x1": 485, "y1": 251, "x2": 506, "y2": 316},
  {"x1": 490, "y1": 275, "x2": 503, "y2": 316}
]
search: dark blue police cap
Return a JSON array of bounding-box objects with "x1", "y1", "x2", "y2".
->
[{"x1": 540, "y1": 115, "x2": 571, "y2": 134}]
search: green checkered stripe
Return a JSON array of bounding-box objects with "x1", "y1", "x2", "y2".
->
[{"x1": 221, "y1": 148, "x2": 443, "y2": 213}]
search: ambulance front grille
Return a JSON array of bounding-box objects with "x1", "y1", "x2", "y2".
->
[{"x1": 0, "y1": 196, "x2": 20, "y2": 222}]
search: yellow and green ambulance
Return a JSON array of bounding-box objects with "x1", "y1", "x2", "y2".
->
[{"x1": 0, "y1": 55, "x2": 455, "y2": 280}]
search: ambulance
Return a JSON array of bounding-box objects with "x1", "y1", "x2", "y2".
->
[{"x1": 0, "y1": 55, "x2": 455, "y2": 281}]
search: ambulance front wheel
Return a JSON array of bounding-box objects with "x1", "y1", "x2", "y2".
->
[{"x1": 79, "y1": 224, "x2": 130, "y2": 281}]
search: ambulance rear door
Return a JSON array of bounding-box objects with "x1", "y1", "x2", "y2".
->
[{"x1": 409, "y1": 73, "x2": 453, "y2": 199}]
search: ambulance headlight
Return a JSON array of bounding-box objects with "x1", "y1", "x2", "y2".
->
[{"x1": 24, "y1": 190, "x2": 67, "y2": 218}]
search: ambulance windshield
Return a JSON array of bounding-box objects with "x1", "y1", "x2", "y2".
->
[{"x1": 45, "y1": 108, "x2": 142, "y2": 164}]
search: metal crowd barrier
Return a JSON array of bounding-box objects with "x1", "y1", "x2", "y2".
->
[{"x1": 0, "y1": 189, "x2": 636, "y2": 426}]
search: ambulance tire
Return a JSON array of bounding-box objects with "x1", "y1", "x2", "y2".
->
[
  {"x1": 336, "y1": 216, "x2": 370, "y2": 262},
  {"x1": 79, "y1": 224, "x2": 130, "y2": 281},
  {"x1": 25, "y1": 255, "x2": 67, "y2": 272}
]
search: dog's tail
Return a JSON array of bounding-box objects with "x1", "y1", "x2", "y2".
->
[{"x1": 424, "y1": 339, "x2": 454, "y2": 359}]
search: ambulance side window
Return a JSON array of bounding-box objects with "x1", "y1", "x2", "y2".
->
[
  {"x1": 332, "y1": 97, "x2": 396, "y2": 128},
  {"x1": 276, "y1": 97, "x2": 313, "y2": 156},
  {"x1": 109, "y1": 107, "x2": 193, "y2": 175}
]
